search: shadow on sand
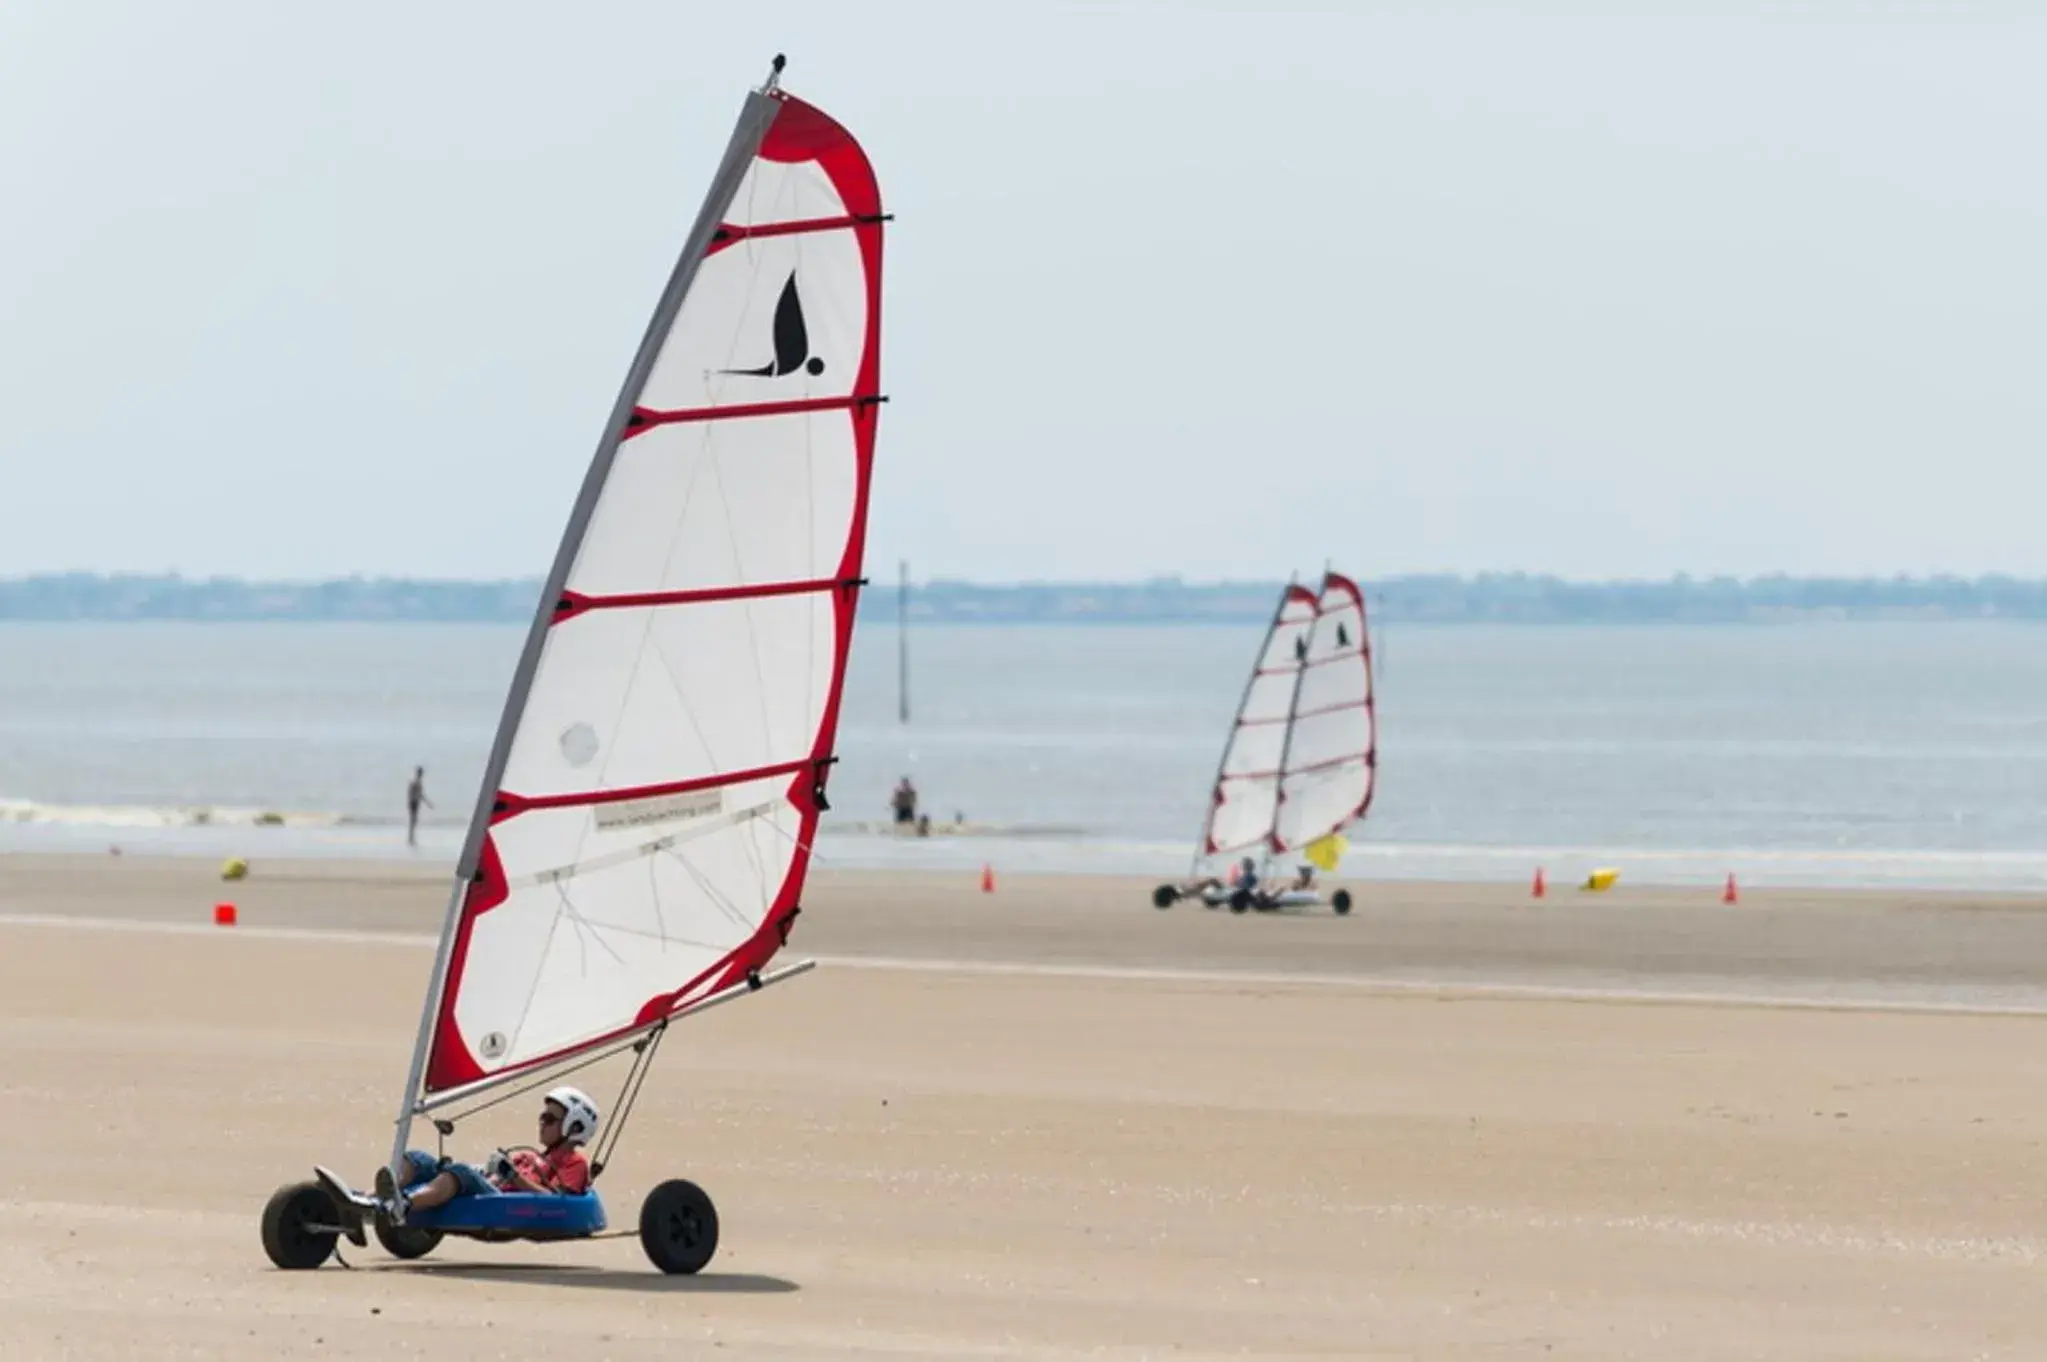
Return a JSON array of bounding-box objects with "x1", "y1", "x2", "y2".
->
[{"x1": 381, "y1": 1262, "x2": 799, "y2": 1294}]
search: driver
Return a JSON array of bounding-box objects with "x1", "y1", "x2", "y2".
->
[{"x1": 315, "y1": 1085, "x2": 599, "y2": 1235}]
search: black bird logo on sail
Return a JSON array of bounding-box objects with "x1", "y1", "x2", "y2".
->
[{"x1": 720, "y1": 271, "x2": 825, "y2": 378}]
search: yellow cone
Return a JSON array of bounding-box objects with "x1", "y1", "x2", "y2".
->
[{"x1": 220, "y1": 857, "x2": 248, "y2": 882}]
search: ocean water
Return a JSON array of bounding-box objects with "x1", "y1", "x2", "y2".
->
[{"x1": 2, "y1": 619, "x2": 2046, "y2": 891}]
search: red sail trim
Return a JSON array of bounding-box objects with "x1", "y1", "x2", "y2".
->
[
  {"x1": 624, "y1": 394, "x2": 870, "y2": 438},
  {"x1": 706, "y1": 213, "x2": 875, "y2": 256},
  {"x1": 490, "y1": 758, "x2": 814, "y2": 824},
  {"x1": 422, "y1": 837, "x2": 507, "y2": 1091},
  {"x1": 422, "y1": 89, "x2": 885, "y2": 1100},
  {"x1": 625, "y1": 89, "x2": 891, "y2": 1037},
  {"x1": 1313, "y1": 569, "x2": 1379, "y2": 832},
  {"x1": 552, "y1": 576, "x2": 851, "y2": 624},
  {"x1": 1320, "y1": 572, "x2": 1365, "y2": 610}
]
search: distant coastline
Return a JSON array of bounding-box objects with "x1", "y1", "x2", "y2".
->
[{"x1": 5, "y1": 571, "x2": 2047, "y2": 625}]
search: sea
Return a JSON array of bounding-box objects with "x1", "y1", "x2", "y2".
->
[{"x1": 3, "y1": 619, "x2": 2045, "y2": 892}]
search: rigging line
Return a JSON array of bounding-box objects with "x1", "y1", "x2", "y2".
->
[
  {"x1": 505, "y1": 801, "x2": 777, "y2": 890},
  {"x1": 499, "y1": 882, "x2": 608, "y2": 1074},
  {"x1": 635, "y1": 446, "x2": 734, "y2": 804},
  {"x1": 433, "y1": 1029, "x2": 646, "y2": 1128},
  {"x1": 556, "y1": 879, "x2": 628, "y2": 968},
  {"x1": 656, "y1": 842, "x2": 760, "y2": 934},
  {"x1": 757, "y1": 806, "x2": 826, "y2": 864},
  {"x1": 590, "y1": 1028, "x2": 653, "y2": 1172},
  {"x1": 710, "y1": 199, "x2": 771, "y2": 376},
  {"x1": 591, "y1": 1022, "x2": 668, "y2": 1178},
  {"x1": 500, "y1": 890, "x2": 573, "y2": 1064},
  {"x1": 498, "y1": 872, "x2": 631, "y2": 1072},
  {"x1": 499, "y1": 902, "x2": 740, "y2": 956},
  {"x1": 646, "y1": 847, "x2": 673, "y2": 950},
  {"x1": 635, "y1": 419, "x2": 722, "y2": 787},
  {"x1": 706, "y1": 452, "x2": 780, "y2": 825}
]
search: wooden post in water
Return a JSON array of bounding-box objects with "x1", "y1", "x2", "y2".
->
[{"x1": 897, "y1": 560, "x2": 910, "y2": 723}]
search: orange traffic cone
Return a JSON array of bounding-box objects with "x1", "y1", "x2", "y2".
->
[
  {"x1": 980, "y1": 864, "x2": 994, "y2": 893},
  {"x1": 214, "y1": 902, "x2": 238, "y2": 926},
  {"x1": 1722, "y1": 873, "x2": 1739, "y2": 905},
  {"x1": 1531, "y1": 867, "x2": 1546, "y2": 899}
]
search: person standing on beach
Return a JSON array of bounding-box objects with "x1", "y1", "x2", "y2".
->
[
  {"x1": 406, "y1": 767, "x2": 431, "y2": 847},
  {"x1": 890, "y1": 776, "x2": 918, "y2": 827}
]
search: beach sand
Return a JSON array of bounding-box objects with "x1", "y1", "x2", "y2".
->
[{"x1": 3, "y1": 854, "x2": 2045, "y2": 1358}]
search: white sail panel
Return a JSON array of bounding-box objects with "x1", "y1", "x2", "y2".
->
[
  {"x1": 1202, "y1": 586, "x2": 1318, "y2": 858},
  {"x1": 497, "y1": 596, "x2": 835, "y2": 802},
  {"x1": 563, "y1": 415, "x2": 859, "y2": 598},
  {"x1": 416, "y1": 82, "x2": 883, "y2": 1098},
  {"x1": 452, "y1": 767, "x2": 803, "y2": 1075},
  {"x1": 1273, "y1": 574, "x2": 1375, "y2": 852},
  {"x1": 638, "y1": 162, "x2": 867, "y2": 414}
]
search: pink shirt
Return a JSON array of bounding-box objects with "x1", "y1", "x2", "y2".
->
[{"x1": 507, "y1": 1145, "x2": 590, "y2": 1194}]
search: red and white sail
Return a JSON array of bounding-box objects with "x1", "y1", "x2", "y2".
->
[
  {"x1": 1199, "y1": 582, "x2": 1320, "y2": 861},
  {"x1": 1272, "y1": 572, "x2": 1376, "y2": 852},
  {"x1": 1193, "y1": 571, "x2": 1377, "y2": 872},
  {"x1": 401, "y1": 66, "x2": 884, "y2": 1113}
]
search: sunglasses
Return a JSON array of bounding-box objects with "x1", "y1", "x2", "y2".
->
[{"x1": 539, "y1": 1109, "x2": 562, "y2": 1125}]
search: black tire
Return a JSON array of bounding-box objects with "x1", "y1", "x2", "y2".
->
[
  {"x1": 374, "y1": 1220, "x2": 443, "y2": 1260},
  {"x1": 261, "y1": 1181, "x2": 339, "y2": 1270},
  {"x1": 1331, "y1": 889, "x2": 1352, "y2": 916},
  {"x1": 1151, "y1": 884, "x2": 1177, "y2": 909},
  {"x1": 1228, "y1": 889, "x2": 1250, "y2": 914},
  {"x1": 639, "y1": 1179, "x2": 719, "y2": 1274}
]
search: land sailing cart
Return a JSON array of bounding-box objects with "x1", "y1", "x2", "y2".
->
[
  {"x1": 1152, "y1": 571, "x2": 1377, "y2": 915},
  {"x1": 260, "y1": 54, "x2": 889, "y2": 1272}
]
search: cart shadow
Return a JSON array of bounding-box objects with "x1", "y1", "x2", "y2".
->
[{"x1": 384, "y1": 1262, "x2": 799, "y2": 1294}]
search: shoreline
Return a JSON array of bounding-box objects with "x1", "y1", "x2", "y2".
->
[
  {"x1": 7, "y1": 819, "x2": 2047, "y2": 895},
  {"x1": 6, "y1": 852, "x2": 2047, "y2": 1015}
]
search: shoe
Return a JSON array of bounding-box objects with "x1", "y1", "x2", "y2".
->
[
  {"x1": 373, "y1": 1165, "x2": 410, "y2": 1226},
  {"x1": 311, "y1": 1166, "x2": 368, "y2": 1247}
]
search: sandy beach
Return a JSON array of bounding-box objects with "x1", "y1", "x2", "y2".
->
[{"x1": 4, "y1": 853, "x2": 2047, "y2": 1359}]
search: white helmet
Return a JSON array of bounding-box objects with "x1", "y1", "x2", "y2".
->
[{"x1": 544, "y1": 1085, "x2": 600, "y2": 1146}]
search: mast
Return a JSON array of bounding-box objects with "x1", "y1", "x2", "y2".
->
[
  {"x1": 386, "y1": 58, "x2": 794, "y2": 1183},
  {"x1": 897, "y1": 559, "x2": 909, "y2": 724}
]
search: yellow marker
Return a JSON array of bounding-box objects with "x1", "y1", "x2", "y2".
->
[
  {"x1": 221, "y1": 857, "x2": 249, "y2": 882},
  {"x1": 1304, "y1": 833, "x2": 1347, "y2": 873},
  {"x1": 1582, "y1": 867, "x2": 1619, "y2": 892}
]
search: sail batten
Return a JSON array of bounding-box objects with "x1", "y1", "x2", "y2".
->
[
  {"x1": 389, "y1": 67, "x2": 884, "y2": 1151},
  {"x1": 626, "y1": 393, "x2": 878, "y2": 432},
  {"x1": 553, "y1": 575, "x2": 856, "y2": 622}
]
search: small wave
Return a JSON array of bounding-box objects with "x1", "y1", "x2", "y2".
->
[{"x1": 0, "y1": 798, "x2": 347, "y2": 831}]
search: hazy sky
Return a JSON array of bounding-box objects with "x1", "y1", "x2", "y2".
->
[{"x1": 3, "y1": 2, "x2": 2042, "y2": 583}]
